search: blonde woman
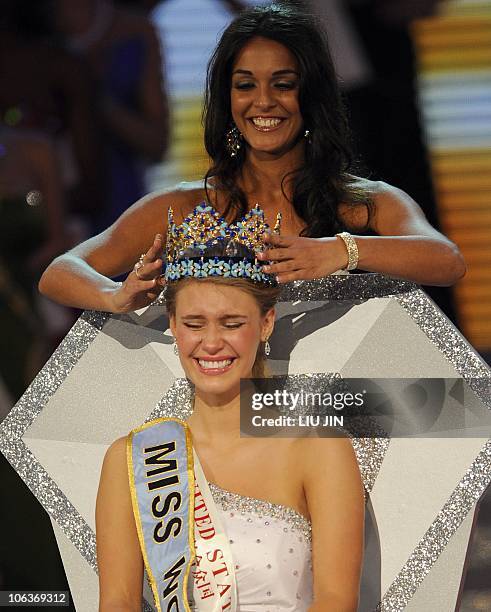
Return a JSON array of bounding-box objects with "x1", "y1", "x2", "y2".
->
[{"x1": 96, "y1": 208, "x2": 364, "y2": 611}]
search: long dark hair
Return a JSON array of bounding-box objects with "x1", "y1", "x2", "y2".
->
[{"x1": 203, "y1": 2, "x2": 370, "y2": 237}]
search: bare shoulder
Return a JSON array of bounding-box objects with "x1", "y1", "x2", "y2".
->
[
  {"x1": 347, "y1": 175, "x2": 379, "y2": 195},
  {"x1": 341, "y1": 177, "x2": 436, "y2": 236},
  {"x1": 96, "y1": 434, "x2": 143, "y2": 605},
  {"x1": 298, "y1": 434, "x2": 364, "y2": 502},
  {"x1": 370, "y1": 179, "x2": 420, "y2": 208},
  {"x1": 98, "y1": 434, "x2": 139, "y2": 497},
  {"x1": 337, "y1": 176, "x2": 377, "y2": 231},
  {"x1": 283, "y1": 435, "x2": 352, "y2": 478},
  {"x1": 65, "y1": 183, "x2": 208, "y2": 276},
  {"x1": 300, "y1": 434, "x2": 361, "y2": 482},
  {"x1": 345, "y1": 175, "x2": 406, "y2": 200},
  {"x1": 172, "y1": 181, "x2": 212, "y2": 218},
  {"x1": 115, "y1": 182, "x2": 206, "y2": 228},
  {"x1": 126, "y1": 181, "x2": 209, "y2": 221},
  {"x1": 297, "y1": 434, "x2": 358, "y2": 466},
  {"x1": 367, "y1": 180, "x2": 438, "y2": 235},
  {"x1": 102, "y1": 436, "x2": 128, "y2": 473},
  {"x1": 97, "y1": 437, "x2": 131, "y2": 504}
]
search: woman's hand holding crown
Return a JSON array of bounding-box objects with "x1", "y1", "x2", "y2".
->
[
  {"x1": 108, "y1": 234, "x2": 165, "y2": 313},
  {"x1": 259, "y1": 233, "x2": 349, "y2": 283}
]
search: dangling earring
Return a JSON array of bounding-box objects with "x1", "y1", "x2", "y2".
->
[
  {"x1": 226, "y1": 124, "x2": 243, "y2": 157},
  {"x1": 304, "y1": 129, "x2": 312, "y2": 145},
  {"x1": 264, "y1": 339, "x2": 271, "y2": 357},
  {"x1": 173, "y1": 341, "x2": 179, "y2": 356}
]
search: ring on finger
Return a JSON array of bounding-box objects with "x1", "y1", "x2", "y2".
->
[{"x1": 133, "y1": 253, "x2": 146, "y2": 280}]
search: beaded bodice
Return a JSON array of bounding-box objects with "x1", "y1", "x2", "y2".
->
[{"x1": 189, "y1": 484, "x2": 313, "y2": 611}]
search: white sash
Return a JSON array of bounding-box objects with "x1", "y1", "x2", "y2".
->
[{"x1": 191, "y1": 453, "x2": 237, "y2": 611}]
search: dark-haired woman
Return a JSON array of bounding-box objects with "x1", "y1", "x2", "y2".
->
[{"x1": 39, "y1": 2, "x2": 465, "y2": 313}]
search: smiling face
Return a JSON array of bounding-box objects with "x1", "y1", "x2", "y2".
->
[
  {"x1": 170, "y1": 281, "x2": 275, "y2": 404},
  {"x1": 230, "y1": 36, "x2": 303, "y2": 159}
]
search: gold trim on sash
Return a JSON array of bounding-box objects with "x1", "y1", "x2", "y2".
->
[{"x1": 127, "y1": 417, "x2": 196, "y2": 612}]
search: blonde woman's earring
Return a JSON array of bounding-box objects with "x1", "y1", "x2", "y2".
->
[{"x1": 264, "y1": 340, "x2": 271, "y2": 357}]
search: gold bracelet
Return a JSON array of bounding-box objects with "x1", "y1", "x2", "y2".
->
[{"x1": 335, "y1": 232, "x2": 359, "y2": 271}]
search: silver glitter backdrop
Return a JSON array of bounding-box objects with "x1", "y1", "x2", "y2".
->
[{"x1": 0, "y1": 274, "x2": 489, "y2": 611}]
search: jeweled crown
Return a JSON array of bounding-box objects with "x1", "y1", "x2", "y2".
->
[{"x1": 164, "y1": 203, "x2": 281, "y2": 284}]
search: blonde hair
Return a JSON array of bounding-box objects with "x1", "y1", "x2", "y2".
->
[{"x1": 164, "y1": 277, "x2": 281, "y2": 378}]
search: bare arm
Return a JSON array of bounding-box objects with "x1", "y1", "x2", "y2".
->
[
  {"x1": 261, "y1": 180, "x2": 466, "y2": 286},
  {"x1": 38, "y1": 191, "x2": 171, "y2": 311},
  {"x1": 303, "y1": 437, "x2": 365, "y2": 611},
  {"x1": 348, "y1": 181, "x2": 466, "y2": 285},
  {"x1": 96, "y1": 437, "x2": 143, "y2": 611}
]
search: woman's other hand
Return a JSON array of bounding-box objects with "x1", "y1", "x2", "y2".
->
[
  {"x1": 259, "y1": 181, "x2": 466, "y2": 287},
  {"x1": 258, "y1": 234, "x2": 348, "y2": 283},
  {"x1": 39, "y1": 189, "x2": 175, "y2": 312},
  {"x1": 108, "y1": 234, "x2": 165, "y2": 313}
]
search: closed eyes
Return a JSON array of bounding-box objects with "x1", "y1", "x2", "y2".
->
[{"x1": 183, "y1": 322, "x2": 245, "y2": 330}]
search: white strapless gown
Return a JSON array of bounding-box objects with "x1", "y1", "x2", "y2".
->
[{"x1": 190, "y1": 484, "x2": 313, "y2": 611}]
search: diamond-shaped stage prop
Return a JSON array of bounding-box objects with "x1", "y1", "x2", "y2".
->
[{"x1": 0, "y1": 274, "x2": 490, "y2": 611}]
